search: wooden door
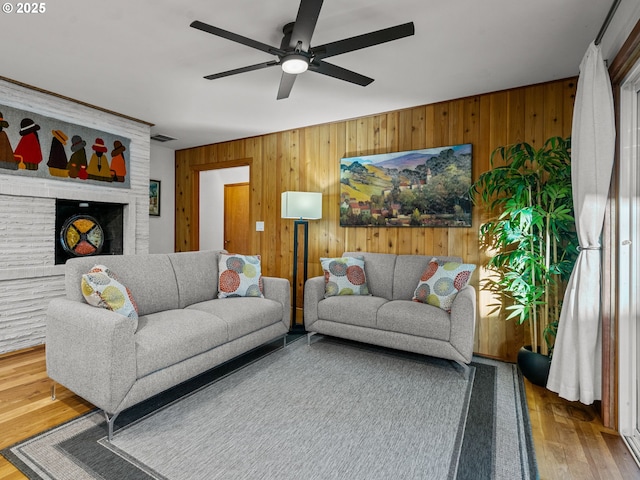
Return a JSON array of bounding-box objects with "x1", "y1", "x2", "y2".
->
[{"x1": 223, "y1": 182, "x2": 250, "y2": 254}]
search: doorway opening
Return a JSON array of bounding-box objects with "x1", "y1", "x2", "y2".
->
[{"x1": 199, "y1": 165, "x2": 250, "y2": 252}]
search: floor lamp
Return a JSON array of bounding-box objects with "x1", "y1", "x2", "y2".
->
[{"x1": 281, "y1": 191, "x2": 322, "y2": 332}]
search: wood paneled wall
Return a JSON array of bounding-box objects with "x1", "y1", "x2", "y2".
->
[{"x1": 175, "y1": 77, "x2": 577, "y2": 361}]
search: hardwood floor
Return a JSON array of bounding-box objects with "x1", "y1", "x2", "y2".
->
[
  {"x1": 0, "y1": 346, "x2": 93, "y2": 480},
  {"x1": 525, "y1": 379, "x2": 640, "y2": 479},
  {"x1": 0, "y1": 346, "x2": 638, "y2": 480}
]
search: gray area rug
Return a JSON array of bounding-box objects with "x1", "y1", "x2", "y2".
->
[{"x1": 3, "y1": 335, "x2": 537, "y2": 480}]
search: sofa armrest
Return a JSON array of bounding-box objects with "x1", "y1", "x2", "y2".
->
[
  {"x1": 449, "y1": 285, "x2": 477, "y2": 363},
  {"x1": 303, "y1": 276, "x2": 325, "y2": 329},
  {"x1": 45, "y1": 298, "x2": 137, "y2": 414},
  {"x1": 262, "y1": 276, "x2": 291, "y2": 330}
]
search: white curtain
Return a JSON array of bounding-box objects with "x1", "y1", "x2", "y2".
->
[{"x1": 546, "y1": 42, "x2": 616, "y2": 404}]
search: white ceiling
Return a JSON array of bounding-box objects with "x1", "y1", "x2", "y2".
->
[{"x1": 1, "y1": 0, "x2": 617, "y2": 150}]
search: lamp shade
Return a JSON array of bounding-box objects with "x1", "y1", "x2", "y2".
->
[{"x1": 281, "y1": 191, "x2": 322, "y2": 220}]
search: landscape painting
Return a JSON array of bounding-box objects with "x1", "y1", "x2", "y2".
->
[{"x1": 340, "y1": 144, "x2": 472, "y2": 227}]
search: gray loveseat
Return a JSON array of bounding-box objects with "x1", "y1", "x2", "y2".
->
[
  {"x1": 46, "y1": 250, "x2": 290, "y2": 440},
  {"x1": 304, "y1": 252, "x2": 476, "y2": 375}
]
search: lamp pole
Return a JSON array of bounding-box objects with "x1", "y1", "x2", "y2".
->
[{"x1": 291, "y1": 218, "x2": 308, "y2": 332}]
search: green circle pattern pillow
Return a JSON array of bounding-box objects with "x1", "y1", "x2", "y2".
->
[
  {"x1": 413, "y1": 259, "x2": 476, "y2": 312},
  {"x1": 320, "y1": 256, "x2": 370, "y2": 298},
  {"x1": 81, "y1": 265, "x2": 138, "y2": 319},
  {"x1": 218, "y1": 254, "x2": 264, "y2": 298}
]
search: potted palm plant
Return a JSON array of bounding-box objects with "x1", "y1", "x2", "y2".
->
[{"x1": 470, "y1": 137, "x2": 578, "y2": 386}]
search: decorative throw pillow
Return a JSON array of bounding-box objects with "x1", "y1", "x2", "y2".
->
[
  {"x1": 413, "y1": 259, "x2": 476, "y2": 312},
  {"x1": 81, "y1": 265, "x2": 138, "y2": 319},
  {"x1": 320, "y1": 256, "x2": 370, "y2": 298},
  {"x1": 218, "y1": 254, "x2": 264, "y2": 298}
]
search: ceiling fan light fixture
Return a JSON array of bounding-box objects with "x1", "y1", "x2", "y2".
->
[{"x1": 281, "y1": 54, "x2": 309, "y2": 74}]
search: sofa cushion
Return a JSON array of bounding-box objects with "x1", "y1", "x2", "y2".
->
[
  {"x1": 135, "y1": 309, "x2": 229, "y2": 378},
  {"x1": 187, "y1": 297, "x2": 282, "y2": 341},
  {"x1": 392, "y1": 255, "x2": 463, "y2": 300},
  {"x1": 217, "y1": 254, "x2": 264, "y2": 298},
  {"x1": 168, "y1": 250, "x2": 224, "y2": 308},
  {"x1": 413, "y1": 260, "x2": 476, "y2": 312},
  {"x1": 376, "y1": 300, "x2": 451, "y2": 341},
  {"x1": 81, "y1": 265, "x2": 138, "y2": 320},
  {"x1": 320, "y1": 256, "x2": 370, "y2": 297},
  {"x1": 343, "y1": 252, "x2": 397, "y2": 300},
  {"x1": 317, "y1": 295, "x2": 388, "y2": 329}
]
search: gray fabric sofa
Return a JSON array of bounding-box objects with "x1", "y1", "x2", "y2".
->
[
  {"x1": 46, "y1": 250, "x2": 290, "y2": 440},
  {"x1": 304, "y1": 252, "x2": 476, "y2": 375}
]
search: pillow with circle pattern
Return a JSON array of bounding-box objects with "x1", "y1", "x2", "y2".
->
[
  {"x1": 412, "y1": 259, "x2": 476, "y2": 312},
  {"x1": 218, "y1": 254, "x2": 264, "y2": 298},
  {"x1": 320, "y1": 256, "x2": 370, "y2": 298},
  {"x1": 81, "y1": 265, "x2": 138, "y2": 319}
]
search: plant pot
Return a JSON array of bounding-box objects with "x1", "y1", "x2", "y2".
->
[{"x1": 517, "y1": 345, "x2": 551, "y2": 387}]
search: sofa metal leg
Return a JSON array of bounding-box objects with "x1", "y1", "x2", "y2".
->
[
  {"x1": 103, "y1": 411, "x2": 120, "y2": 442},
  {"x1": 50, "y1": 382, "x2": 56, "y2": 400},
  {"x1": 307, "y1": 331, "x2": 317, "y2": 346},
  {"x1": 454, "y1": 360, "x2": 472, "y2": 380}
]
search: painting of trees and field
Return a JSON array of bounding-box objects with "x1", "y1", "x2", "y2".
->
[{"x1": 340, "y1": 144, "x2": 472, "y2": 227}]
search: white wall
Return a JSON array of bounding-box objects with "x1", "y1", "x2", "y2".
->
[
  {"x1": 199, "y1": 166, "x2": 250, "y2": 251},
  {"x1": 149, "y1": 143, "x2": 175, "y2": 253}
]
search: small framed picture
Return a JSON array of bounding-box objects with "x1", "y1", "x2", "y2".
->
[{"x1": 149, "y1": 179, "x2": 161, "y2": 216}]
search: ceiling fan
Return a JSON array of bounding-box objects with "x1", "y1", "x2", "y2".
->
[{"x1": 190, "y1": 0, "x2": 415, "y2": 100}]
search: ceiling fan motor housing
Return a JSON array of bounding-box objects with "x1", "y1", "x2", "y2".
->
[{"x1": 280, "y1": 22, "x2": 296, "y2": 50}]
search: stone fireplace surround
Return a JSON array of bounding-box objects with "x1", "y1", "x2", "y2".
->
[
  {"x1": 0, "y1": 182, "x2": 141, "y2": 354},
  {"x1": 0, "y1": 77, "x2": 151, "y2": 354}
]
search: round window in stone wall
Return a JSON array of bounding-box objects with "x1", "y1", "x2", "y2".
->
[{"x1": 60, "y1": 214, "x2": 104, "y2": 257}]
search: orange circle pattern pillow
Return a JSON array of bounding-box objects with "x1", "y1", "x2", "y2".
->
[
  {"x1": 320, "y1": 256, "x2": 370, "y2": 298},
  {"x1": 413, "y1": 259, "x2": 476, "y2": 312},
  {"x1": 218, "y1": 254, "x2": 264, "y2": 298}
]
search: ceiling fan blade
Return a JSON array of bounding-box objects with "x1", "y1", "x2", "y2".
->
[
  {"x1": 309, "y1": 60, "x2": 373, "y2": 86},
  {"x1": 312, "y1": 22, "x2": 415, "y2": 60},
  {"x1": 191, "y1": 20, "x2": 285, "y2": 56},
  {"x1": 290, "y1": 0, "x2": 324, "y2": 50},
  {"x1": 204, "y1": 61, "x2": 279, "y2": 80},
  {"x1": 277, "y1": 72, "x2": 298, "y2": 100}
]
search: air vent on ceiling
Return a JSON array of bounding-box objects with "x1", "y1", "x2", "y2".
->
[{"x1": 150, "y1": 133, "x2": 177, "y2": 143}]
